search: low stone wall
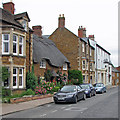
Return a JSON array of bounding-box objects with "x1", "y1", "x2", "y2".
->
[{"x1": 10, "y1": 94, "x2": 53, "y2": 104}]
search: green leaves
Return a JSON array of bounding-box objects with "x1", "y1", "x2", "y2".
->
[{"x1": 68, "y1": 70, "x2": 83, "y2": 85}]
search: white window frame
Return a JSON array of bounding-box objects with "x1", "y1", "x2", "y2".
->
[
  {"x1": 86, "y1": 61, "x2": 88, "y2": 70},
  {"x1": 19, "y1": 68, "x2": 23, "y2": 88},
  {"x1": 82, "y1": 43, "x2": 85, "y2": 52},
  {"x1": 19, "y1": 36, "x2": 23, "y2": 56},
  {"x1": 40, "y1": 59, "x2": 46, "y2": 68},
  {"x1": 22, "y1": 20, "x2": 27, "y2": 31},
  {"x1": 13, "y1": 34, "x2": 18, "y2": 55},
  {"x1": 83, "y1": 75, "x2": 85, "y2": 83},
  {"x1": 2, "y1": 34, "x2": 10, "y2": 54},
  {"x1": 82, "y1": 60, "x2": 85, "y2": 70},
  {"x1": 63, "y1": 63, "x2": 67, "y2": 70},
  {"x1": 90, "y1": 63, "x2": 92, "y2": 71},
  {"x1": 13, "y1": 68, "x2": 18, "y2": 89}
]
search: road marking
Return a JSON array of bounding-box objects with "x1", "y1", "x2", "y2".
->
[
  {"x1": 61, "y1": 107, "x2": 66, "y2": 109},
  {"x1": 65, "y1": 107, "x2": 88, "y2": 112},
  {"x1": 40, "y1": 114, "x2": 47, "y2": 117},
  {"x1": 52, "y1": 110, "x2": 58, "y2": 113},
  {"x1": 68, "y1": 105, "x2": 72, "y2": 107}
]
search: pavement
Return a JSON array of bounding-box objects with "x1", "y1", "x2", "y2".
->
[
  {"x1": 1, "y1": 96, "x2": 54, "y2": 116},
  {"x1": 0, "y1": 85, "x2": 117, "y2": 116}
]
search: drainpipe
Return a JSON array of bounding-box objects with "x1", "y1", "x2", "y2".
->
[{"x1": 29, "y1": 31, "x2": 31, "y2": 72}]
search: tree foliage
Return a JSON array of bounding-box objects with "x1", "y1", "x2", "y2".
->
[
  {"x1": 1, "y1": 67, "x2": 10, "y2": 82},
  {"x1": 68, "y1": 70, "x2": 83, "y2": 85}
]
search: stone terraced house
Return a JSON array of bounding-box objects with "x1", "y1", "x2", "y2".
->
[
  {"x1": 32, "y1": 26, "x2": 70, "y2": 80},
  {"x1": 49, "y1": 14, "x2": 95, "y2": 84},
  {"x1": 0, "y1": 2, "x2": 33, "y2": 94}
]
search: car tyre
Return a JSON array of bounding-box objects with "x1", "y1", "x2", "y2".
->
[
  {"x1": 74, "y1": 96, "x2": 78, "y2": 104},
  {"x1": 83, "y1": 94, "x2": 86, "y2": 100},
  {"x1": 93, "y1": 91, "x2": 96, "y2": 96},
  {"x1": 89, "y1": 92, "x2": 91, "y2": 98},
  {"x1": 54, "y1": 101, "x2": 58, "y2": 104}
]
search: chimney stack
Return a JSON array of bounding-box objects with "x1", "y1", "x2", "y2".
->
[
  {"x1": 78, "y1": 26, "x2": 86, "y2": 38},
  {"x1": 58, "y1": 14, "x2": 65, "y2": 28},
  {"x1": 88, "y1": 35, "x2": 95, "y2": 41},
  {"x1": 3, "y1": 2, "x2": 15, "y2": 14},
  {"x1": 32, "y1": 25, "x2": 42, "y2": 38}
]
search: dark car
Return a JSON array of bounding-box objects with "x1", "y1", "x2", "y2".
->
[
  {"x1": 80, "y1": 83, "x2": 96, "y2": 97},
  {"x1": 93, "y1": 83, "x2": 106, "y2": 93},
  {"x1": 53, "y1": 85, "x2": 86, "y2": 104}
]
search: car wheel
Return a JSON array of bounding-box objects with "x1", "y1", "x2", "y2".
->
[
  {"x1": 89, "y1": 92, "x2": 91, "y2": 98},
  {"x1": 93, "y1": 91, "x2": 96, "y2": 96},
  {"x1": 74, "y1": 96, "x2": 78, "y2": 103},
  {"x1": 101, "y1": 90, "x2": 104, "y2": 94},
  {"x1": 104, "y1": 89, "x2": 107, "y2": 93},
  {"x1": 83, "y1": 94, "x2": 86, "y2": 100}
]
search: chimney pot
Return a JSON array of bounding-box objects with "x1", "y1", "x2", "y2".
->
[{"x1": 58, "y1": 14, "x2": 65, "y2": 28}]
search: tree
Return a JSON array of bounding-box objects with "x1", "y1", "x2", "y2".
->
[
  {"x1": 1, "y1": 67, "x2": 10, "y2": 82},
  {"x1": 68, "y1": 70, "x2": 83, "y2": 85}
]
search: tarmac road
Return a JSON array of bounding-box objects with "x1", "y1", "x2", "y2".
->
[{"x1": 3, "y1": 86, "x2": 118, "y2": 119}]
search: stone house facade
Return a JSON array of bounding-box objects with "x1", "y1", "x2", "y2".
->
[
  {"x1": 112, "y1": 66, "x2": 120, "y2": 85},
  {"x1": 49, "y1": 14, "x2": 95, "y2": 84},
  {"x1": 32, "y1": 26, "x2": 70, "y2": 81},
  {"x1": 1, "y1": 2, "x2": 33, "y2": 94}
]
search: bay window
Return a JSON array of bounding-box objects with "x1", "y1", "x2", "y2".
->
[
  {"x1": 19, "y1": 36, "x2": 23, "y2": 55},
  {"x1": 2, "y1": 34, "x2": 9, "y2": 54},
  {"x1": 19, "y1": 68, "x2": 23, "y2": 88},
  {"x1": 13, "y1": 34, "x2": 18, "y2": 55},
  {"x1": 13, "y1": 68, "x2": 17, "y2": 88}
]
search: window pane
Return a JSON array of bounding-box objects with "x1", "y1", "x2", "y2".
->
[
  {"x1": 19, "y1": 45, "x2": 22, "y2": 54},
  {"x1": 19, "y1": 36, "x2": 23, "y2": 43},
  {"x1": 19, "y1": 68, "x2": 22, "y2": 74},
  {"x1": 19, "y1": 76, "x2": 22, "y2": 86},
  {"x1": 13, "y1": 43, "x2": 17, "y2": 53},
  {"x1": 13, "y1": 68, "x2": 16, "y2": 74},
  {"x1": 13, "y1": 35, "x2": 17, "y2": 41},
  {"x1": 4, "y1": 42, "x2": 8, "y2": 52},
  {"x1": 13, "y1": 76, "x2": 17, "y2": 86},
  {"x1": 4, "y1": 34, "x2": 9, "y2": 40}
]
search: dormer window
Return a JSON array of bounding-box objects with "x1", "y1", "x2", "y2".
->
[
  {"x1": 40, "y1": 59, "x2": 46, "y2": 68},
  {"x1": 63, "y1": 63, "x2": 67, "y2": 70},
  {"x1": 22, "y1": 20, "x2": 27, "y2": 31}
]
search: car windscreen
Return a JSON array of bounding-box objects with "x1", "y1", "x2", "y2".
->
[
  {"x1": 95, "y1": 84, "x2": 103, "y2": 87},
  {"x1": 80, "y1": 85, "x2": 89, "y2": 89},
  {"x1": 60, "y1": 86, "x2": 76, "y2": 92}
]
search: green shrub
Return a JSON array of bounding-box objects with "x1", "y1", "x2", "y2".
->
[
  {"x1": 26, "y1": 72, "x2": 38, "y2": 90},
  {"x1": 21, "y1": 89, "x2": 35, "y2": 96},
  {"x1": 2, "y1": 87, "x2": 11, "y2": 97},
  {"x1": 2, "y1": 97, "x2": 10, "y2": 103},
  {"x1": 44, "y1": 70, "x2": 52, "y2": 82},
  {"x1": 52, "y1": 86, "x2": 60, "y2": 92},
  {"x1": 68, "y1": 70, "x2": 83, "y2": 85}
]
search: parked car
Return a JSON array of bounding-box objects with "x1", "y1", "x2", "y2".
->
[
  {"x1": 53, "y1": 85, "x2": 86, "y2": 104},
  {"x1": 93, "y1": 83, "x2": 106, "y2": 93},
  {"x1": 80, "y1": 83, "x2": 96, "y2": 97}
]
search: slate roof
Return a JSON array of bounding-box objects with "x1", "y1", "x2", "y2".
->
[
  {"x1": 14, "y1": 12, "x2": 30, "y2": 22},
  {"x1": 0, "y1": 8, "x2": 24, "y2": 29},
  {"x1": 33, "y1": 34, "x2": 70, "y2": 67},
  {"x1": 112, "y1": 67, "x2": 120, "y2": 73}
]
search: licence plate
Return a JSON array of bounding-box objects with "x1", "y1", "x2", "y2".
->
[{"x1": 58, "y1": 98, "x2": 65, "y2": 100}]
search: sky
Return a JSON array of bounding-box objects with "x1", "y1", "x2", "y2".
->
[{"x1": 0, "y1": 0, "x2": 119, "y2": 67}]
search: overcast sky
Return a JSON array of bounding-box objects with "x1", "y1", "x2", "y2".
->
[{"x1": 0, "y1": 0, "x2": 119, "y2": 67}]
